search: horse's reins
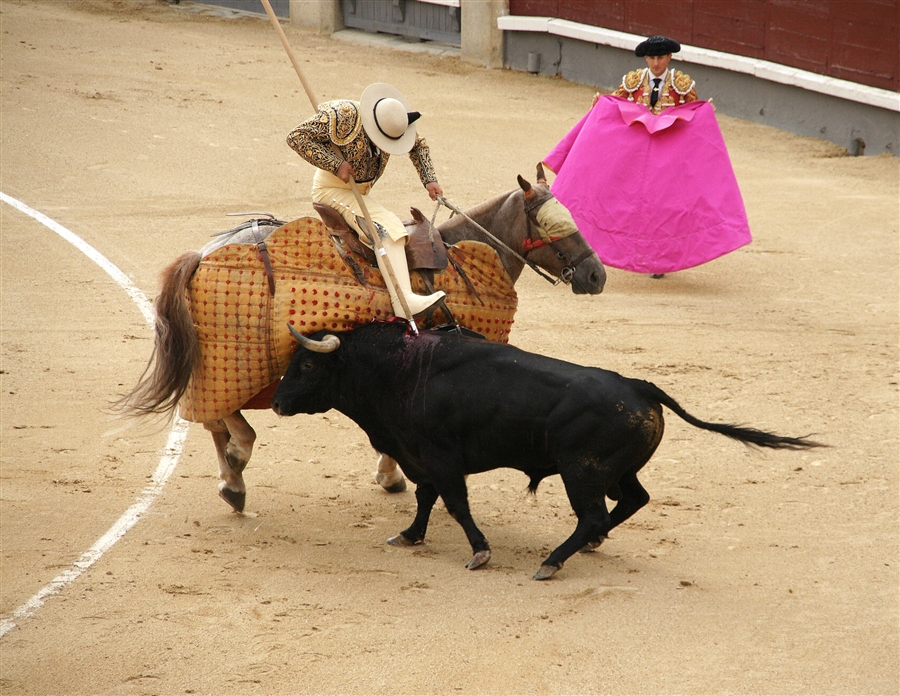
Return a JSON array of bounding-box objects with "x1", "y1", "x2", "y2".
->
[
  {"x1": 435, "y1": 195, "x2": 557, "y2": 285},
  {"x1": 435, "y1": 194, "x2": 590, "y2": 289}
]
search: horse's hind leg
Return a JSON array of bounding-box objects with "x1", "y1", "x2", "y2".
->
[
  {"x1": 374, "y1": 453, "x2": 407, "y2": 493},
  {"x1": 206, "y1": 421, "x2": 244, "y2": 511},
  {"x1": 205, "y1": 410, "x2": 256, "y2": 513}
]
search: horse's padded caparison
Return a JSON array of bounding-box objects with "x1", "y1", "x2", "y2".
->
[{"x1": 178, "y1": 216, "x2": 517, "y2": 423}]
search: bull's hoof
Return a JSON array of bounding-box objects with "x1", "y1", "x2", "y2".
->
[
  {"x1": 387, "y1": 533, "x2": 421, "y2": 547},
  {"x1": 465, "y1": 549, "x2": 491, "y2": 570},
  {"x1": 533, "y1": 563, "x2": 562, "y2": 580},
  {"x1": 580, "y1": 536, "x2": 607, "y2": 553},
  {"x1": 219, "y1": 487, "x2": 246, "y2": 513},
  {"x1": 374, "y1": 471, "x2": 407, "y2": 493}
]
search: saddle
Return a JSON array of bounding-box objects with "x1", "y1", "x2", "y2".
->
[
  {"x1": 312, "y1": 202, "x2": 449, "y2": 272},
  {"x1": 402, "y1": 207, "x2": 449, "y2": 272}
]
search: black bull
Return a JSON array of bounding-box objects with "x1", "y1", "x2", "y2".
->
[{"x1": 272, "y1": 321, "x2": 822, "y2": 580}]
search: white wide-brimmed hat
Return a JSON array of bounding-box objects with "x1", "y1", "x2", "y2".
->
[{"x1": 360, "y1": 83, "x2": 421, "y2": 155}]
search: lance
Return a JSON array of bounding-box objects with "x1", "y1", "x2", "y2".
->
[{"x1": 259, "y1": 0, "x2": 418, "y2": 329}]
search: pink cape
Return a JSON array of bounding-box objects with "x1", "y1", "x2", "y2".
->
[{"x1": 544, "y1": 96, "x2": 751, "y2": 274}]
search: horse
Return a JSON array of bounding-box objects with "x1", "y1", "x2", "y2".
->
[{"x1": 120, "y1": 165, "x2": 606, "y2": 512}]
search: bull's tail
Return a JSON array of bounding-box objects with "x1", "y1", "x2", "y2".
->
[
  {"x1": 115, "y1": 251, "x2": 202, "y2": 417},
  {"x1": 634, "y1": 379, "x2": 824, "y2": 450}
]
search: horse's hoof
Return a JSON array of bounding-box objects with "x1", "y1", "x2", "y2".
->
[
  {"x1": 533, "y1": 563, "x2": 561, "y2": 580},
  {"x1": 383, "y1": 479, "x2": 407, "y2": 493},
  {"x1": 374, "y1": 471, "x2": 407, "y2": 493},
  {"x1": 387, "y1": 533, "x2": 421, "y2": 547},
  {"x1": 465, "y1": 549, "x2": 491, "y2": 570},
  {"x1": 219, "y1": 488, "x2": 246, "y2": 513}
]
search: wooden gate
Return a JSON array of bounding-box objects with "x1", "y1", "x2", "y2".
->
[
  {"x1": 342, "y1": 0, "x2": 461, "y2": 46},
  {"x1": 191, "y1": 0, "x2": 290, "y2": 19}
]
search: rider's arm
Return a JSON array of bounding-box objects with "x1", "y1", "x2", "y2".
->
[
  {"x1": 408, "y1": 134, "x2": 439, "y2": 190},
  {"x1": 286, "y1": 110, "x2": 345, "y2": 176}
]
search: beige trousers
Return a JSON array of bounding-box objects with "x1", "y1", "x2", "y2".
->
[{"x1": 311, "y1": 169, "x2": 409, "y2": 243}]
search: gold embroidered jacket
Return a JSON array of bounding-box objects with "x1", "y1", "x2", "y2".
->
[
  {"x1": 613, "y1": 68, "x2": 698, "y2": 115},
  {"x1": 286, "y1": 99, "x2": 438, "y2": 186}
]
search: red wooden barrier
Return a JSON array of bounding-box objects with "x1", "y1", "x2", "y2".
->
[{"x1": 508, "y1": 0, "x2": 899, "y2": 91}]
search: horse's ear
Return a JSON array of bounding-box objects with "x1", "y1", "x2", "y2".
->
[
  {"x1": 517, "y1": 174, "x2": 534, "y2": 199},
  {"x1": 536, "y1": 162, "x2": 547, "y2": 184}
]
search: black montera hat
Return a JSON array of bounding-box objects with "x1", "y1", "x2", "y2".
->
[{"x1": 635, "y1": 36, "x2": 681, "y2": 57}]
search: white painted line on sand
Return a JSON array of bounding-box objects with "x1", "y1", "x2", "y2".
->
[{"x1": 0, "y1": 192, "x2": 188, "y2": 638}]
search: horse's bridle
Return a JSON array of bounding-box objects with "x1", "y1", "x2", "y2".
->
[
  {"x1": 435, "y1": 193, "x2": 594, "y2": 290},
  {"x1": 522, "y1": 189, "x2": 596, "y2": 290}
]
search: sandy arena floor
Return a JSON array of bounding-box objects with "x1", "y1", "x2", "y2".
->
[{"x1": 1, "y1": 1, "x2": 898, "y2": 694}]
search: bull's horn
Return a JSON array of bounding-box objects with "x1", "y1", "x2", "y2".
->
[
  {"x1": 287, "y1": 324, "x2": 340, "y2": 353},
  {"x1": 517, "y1": 174, "x2": 534, "y2": 199},
  {"x1": 536, "y1": 162, "x2": 547, "y2": 184}
]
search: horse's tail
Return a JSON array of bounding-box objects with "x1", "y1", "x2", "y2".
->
[
  {"x1": 632, "y1": 379, "x2": 825, "y2": 450},
  {"x1": 117, "y1": 251, "x2": 202, "y2": 417}
]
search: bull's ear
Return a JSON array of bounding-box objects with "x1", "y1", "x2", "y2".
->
[
  {"x1": 536, "y1": 162, "x2": 547, "y2": 184},
  {"x1": 517, "y1": 174, "x2": 534, "y2": 199}
]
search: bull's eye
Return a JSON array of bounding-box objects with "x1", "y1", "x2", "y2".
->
[{"x1": 302, "y1": 360, "x2": 315, "y2": 371}]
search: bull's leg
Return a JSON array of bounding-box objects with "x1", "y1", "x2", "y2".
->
[
  {"x1": 204, "y1": 410, "x2": 256, "y2": 513},
  {"x1": 433, "y1": 473, "x2": 492, "y2": 570},
  {"x1": 535, "y1": 467, "x2": 611, "y2": 580},
  {"x1": 374, "y1": 452, "x2": 407, "y2": 493},
  {"x1": 582, "y1": 417, "x2": 662, "y2": 553},
  {"x1": 389, "y1": 474, "x2": 493, "y2": 571},
  {"x1": 606, "y1": 470, "x2": 650, "y2": 532},
  {"x1": 388, "y1": 482, "x2": 439, "y2": 546},
  {"x1": 581, "y1": 472, "x2": 636, "y2": 553}
]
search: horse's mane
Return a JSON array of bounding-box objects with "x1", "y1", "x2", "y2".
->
[
  {"x1": 466, "y1": 189, "x2": 517, "y2": 217},
  {"x1": 438, "y1": 188, "x2": 521, "y2": 240},
  {"x1": 462, "y1": 189, "x2": 517, "y2": 219}
]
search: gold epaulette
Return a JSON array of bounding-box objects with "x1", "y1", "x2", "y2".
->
[
  {"x1": 621, "y1": 69, "x2": 645, "y2": 94},
  {"x1": 672, "y1": 71, "x2": 696, "y2": 96},
  {"x1": 318, "y1": 99, "x2": 362, "y2": 145}
]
